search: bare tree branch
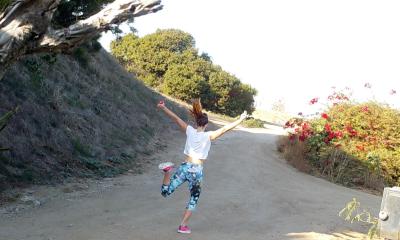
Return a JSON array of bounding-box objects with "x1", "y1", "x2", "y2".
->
[{"x1": 0, "y1": 0, "x2": 162, "y2": 80}]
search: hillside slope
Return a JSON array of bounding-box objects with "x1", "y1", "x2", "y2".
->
[{"x1": 0, "y1": 48, "x2": 188, "y2": 191}]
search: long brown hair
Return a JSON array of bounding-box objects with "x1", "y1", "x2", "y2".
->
[{"x1": 190, "y1": 99, "x2": 208, "y2": 127}]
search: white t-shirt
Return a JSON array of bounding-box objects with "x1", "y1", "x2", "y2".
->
[{"x1": 184, "y1": 125, "x2": 212, "y2": 160}]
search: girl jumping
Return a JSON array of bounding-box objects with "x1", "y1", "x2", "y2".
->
[{"x1": 157, "y1": 99, "x2": 248, "y2": 234}]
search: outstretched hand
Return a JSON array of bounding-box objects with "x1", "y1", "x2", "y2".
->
[
  {"x1": 157, "y1": 100, "x2": 166, "y2": 109},
  {"x1": 240, "y1": 111, "x2": 249, "y2": 120}
]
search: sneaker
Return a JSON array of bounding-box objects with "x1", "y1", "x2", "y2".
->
[
  {"x1": 158, "y1": 162, "x2": 174, "y2": 172},
  {"x1": 177, "y1": 225, "x2": 191, "y2": 234}
]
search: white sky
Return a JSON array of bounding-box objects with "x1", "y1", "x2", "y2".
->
[{"x1": 100, "y1": 0, "x2": 400, "y2": 114}]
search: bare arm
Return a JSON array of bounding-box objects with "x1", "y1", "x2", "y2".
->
[
  {"x1": 209, "y1": 111, "x2": 249, "y2": 140},
  {"x1": 157, "y1": 101, "x2": 188, "y2": 132}
]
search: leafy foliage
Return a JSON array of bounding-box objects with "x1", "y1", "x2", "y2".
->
[
  {"x1": 339, "y1": 198, "x2": 378, "y2": 239},
  {"x1": 0, "y1": 0, "x2": 11, "y2": 12},
  {"x1": 284, "y1": 94, "x2": 400, "y2": 187},
  {"x1": 242, "y1": 118, "x2": 265, "y2": 128},
  {"x1": 162, "y1": 63, "x2": 208, "y2": 101},
  {"x1": 111, "y1": 29, "x2": 256, "y2": 116},
  {"x1": 73, "y1": 47, "x2": 90, "y2": 67},
  {"x1": 310, "y1": 102, "x2": 400, "y2": 185}
]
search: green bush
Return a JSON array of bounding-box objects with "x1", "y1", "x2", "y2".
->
[
  {"x1": 111, "y1": 29, "x2": 256, "y2": 116},
  {"x1": 162, "y1": 63, "x2": 208, "y2": 102},
  {"x1": 242, "y1": 118, "x2": 265, "y2": 128},
  {"x1": 73, "y1": 47, "x2": 90, "y2": 67},
  {"x1": 320, "y1": 102, "x2": 400, "y2": 185},
  {"x1": 0, "y1": 0, "x2": 11, "y2": 11},
  {"x1": 91, "y1": 40, "x2": 102, "y2": 52},
  {"x1": 25, "y1": 59, "x2": 44, "y2": 89},
  {"x1": 285, "y1": 101, "x2": 400, "y2": 187}
]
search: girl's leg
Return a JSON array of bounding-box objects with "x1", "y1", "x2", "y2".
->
[
  {"x1": 162, "y1": 171, "x2": 172, "y2": 185},
  {"x1": 180, "y1": 210, "x2": 192, "y2": 226},
  {"x1": 180, "y1": 171, "x2": 202, "y2": 227},
  {"x1": 161, "y1": 164, "x2": 186, "y2": 197}
]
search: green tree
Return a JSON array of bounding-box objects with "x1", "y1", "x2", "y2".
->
[
  {"x1": 111, "y1": 29, "x2": 257, "y2": 116},
  {"x1": 208, "y1": 69, "x2": 256, "y2": 116},
  {"x1": 111, "y1": 30, "x2": 197, "y2": 87},
  {"x1": 162, "y1": 63, "x2": 208, "y2": 101}
]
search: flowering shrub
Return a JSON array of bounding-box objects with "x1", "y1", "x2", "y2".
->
[{"x1": 282, "y1": 87, "x2": 400, "y2": 188}]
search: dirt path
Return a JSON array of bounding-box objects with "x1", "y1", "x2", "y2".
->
[{"x1": 0, "y1": 123, "x2": 382, "y2": 240}]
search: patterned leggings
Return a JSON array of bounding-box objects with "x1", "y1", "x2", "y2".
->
[{"x1": 161, "y1": 162, "x2": 203, "y2": 211}]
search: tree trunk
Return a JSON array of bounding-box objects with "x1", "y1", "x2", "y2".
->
[{"x1": 0, "y1": 0, "x2": 162, "y2": 80}]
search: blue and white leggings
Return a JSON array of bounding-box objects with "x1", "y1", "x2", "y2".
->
[{"x1": 161, "y1": 162, "x2": 203, "y2": 211}]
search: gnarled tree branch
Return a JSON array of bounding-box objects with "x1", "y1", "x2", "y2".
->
[{"x1": 0, "y1": 0, "x2": 162, "y2": 80}]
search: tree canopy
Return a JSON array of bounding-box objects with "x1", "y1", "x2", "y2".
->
[{"x1": 111, "y1": 29, "x2": 257, "y2": 116}]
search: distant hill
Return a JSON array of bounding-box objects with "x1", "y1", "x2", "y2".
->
[{"x1": 252, "y1": 109, "x2": 294, "y2": 126}]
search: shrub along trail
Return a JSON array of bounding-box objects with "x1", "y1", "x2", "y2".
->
[{"x1": 0, "y1": 120, "x2": 381, "y2": 240}]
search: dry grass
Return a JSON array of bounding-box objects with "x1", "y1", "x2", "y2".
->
[
  {"x1": 0, "y1": 49, "x2": 189, "y2": 190},
  {"x1": 277, "y1": 135, "x2": 384, "y2": 194},
  {"x1": 363, "y1": 172, "x2": 385, "y2": 192},
  {"x1": 277, "y1": 135, "x2": 311, "y2": 173}
]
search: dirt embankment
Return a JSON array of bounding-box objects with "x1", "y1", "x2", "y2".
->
[{"x1": 0, "y1": 48, "x2": 187, "y2": 191}]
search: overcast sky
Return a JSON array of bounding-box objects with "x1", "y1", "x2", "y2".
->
[{"x1": 100, "y1": 0, "x2": 400, "y2": 114}]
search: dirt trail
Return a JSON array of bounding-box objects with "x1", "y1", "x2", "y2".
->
[{"x1": 0, "y1": 122, "x2": 382, "y2": 240}]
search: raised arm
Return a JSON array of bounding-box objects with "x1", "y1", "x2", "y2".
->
[
  {"x1": 157, "y1": 101, "x2": 188, "y2": 132},
  {"x1": 209, "y1": 111, "x2": 249, "y2": 140}
]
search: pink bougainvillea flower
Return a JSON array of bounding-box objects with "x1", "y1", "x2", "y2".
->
[
  {"x1": 301, "y1": 122, "x2": 310, "y2": 130},
  {"x1": 321, "y1": 113, "x2": 329, "y2": 119},
  {"x1": 334, "y1": 131, "x2": 343, "y2": 139},
  {"x1": 328, "y1": 132, "x2": 336, "y2": 140},
  {"x1": 299, "y1": 134, "x2": 306, "y2": 142},
  {"x1": 390, "y1": 89, "x2": 396, "y2": 95},
  {"x1": 364, "y1": 83, "x2": 371, "y2": 88},
  {"x1": 324, "y1": 123, "x2": 331, "y2": 132},
  {"x1": 289, "y1": 134, "x2": 296, "y2": 141},
  {"x1": 346, "y1": 125, "x2": 357, "y2": 137},
  {"x1": 309, "y1": 97, "x2": 318, "y2": 105},
  {"x1": 361, "y1": 106, "x2": 369, "y2": 113}
]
